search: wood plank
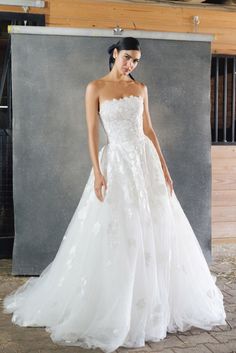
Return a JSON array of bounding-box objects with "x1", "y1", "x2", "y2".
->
[
  {"x1": 211, "y1": 146, "x2": 236, "y2": 159},
  {"x1": 48, "y1": 4, "x2": 236, "y2": 26},
  {"x1": 212, "y1": 237, "x2": 236, "y2": 244},
  {"x1": 212, "y1": 222, "x2": 236, "y2": 238},
  {"x1": 212, "y1": 161, "x2": 236, "y2": 173},
  {"x1": 212, "y1": 206, "x2": 236, "y2": 222},
  {"x1": 212, "y1": 175, "x2": 236, "y2": 190},
  {"x1": 212, "y1": 190, "x2": 236, "y2": 206},
  {"x1": 212, "y1": 46, "x2": 236, "y2": 55}
]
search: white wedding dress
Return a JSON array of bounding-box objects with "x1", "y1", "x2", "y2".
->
[{"x1": 3, "y1": 95, "x2": 227, "y2": 353}]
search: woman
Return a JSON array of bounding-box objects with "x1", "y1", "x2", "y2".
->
[
  {"x1": 3, "y1": 36, "x2": 227, "y2": 353},
  {"x1": 85, "y1": 37, "x2": 173, "y2": 202}
]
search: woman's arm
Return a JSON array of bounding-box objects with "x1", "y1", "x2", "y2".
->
[
  {"x1": 142, "y1": 84, "x2": 174, "y2": 195},
  {"x1": 142, "y1": 85, "x2": 167, "y2": 168},
  {"x1": 85, "y1": 81, "x2": 102, "y2": 176},
  {"x1": 85, "y1": 81, "x2": 107, "y2": 202}
]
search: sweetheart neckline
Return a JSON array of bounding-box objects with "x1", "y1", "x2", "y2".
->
[{"x1": 99, "y1": 95, "x2": 143, "y2": 111}]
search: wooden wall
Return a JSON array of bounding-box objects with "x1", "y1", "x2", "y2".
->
[
  {"x1": 212, "y1": 146, "x2": 236, "y2": 244},
  {"x1": 2, "y1": 0, "x2": 236, "y2": 54}
]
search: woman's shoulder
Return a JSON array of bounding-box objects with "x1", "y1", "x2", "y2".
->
[
  {"x1": 85, "y1": 78, "x2": 109, "y2": 94},
  {"x1": 86, "y1": 79, "x2": 100, "y2": 90},
  {"x1": 85, "y1": 80, "x2": 102, "y2": 99},
  {"x1": 134, "y1": 80, "x2": 147, "y2": 89},
  {"x1": 133, "y1": 80, "x2": 147, "y2": 97},
  {"x1": 134, "y1": 79, "x2": 145, "y2": 85}
]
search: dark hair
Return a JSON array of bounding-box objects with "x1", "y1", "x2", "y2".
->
[{"x1": 107, "y1": 37, "x2": 141, "y2": 81}]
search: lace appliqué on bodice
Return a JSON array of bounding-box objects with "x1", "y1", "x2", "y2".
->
[{"x1": 99, "y1": 95, "x2": 145, "y2": 145}]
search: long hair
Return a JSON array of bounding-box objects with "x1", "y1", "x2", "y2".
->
[{"x1": 107, "y1": 37, "x2": 141, "y2": 81}]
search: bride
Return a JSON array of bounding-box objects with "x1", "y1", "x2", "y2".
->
[
  {"x1": 85, "y1": 38, "x2": 173, "y2": 203},
  {"x1": 3, "y1": 36, "x2": 227, "y2": 353}
]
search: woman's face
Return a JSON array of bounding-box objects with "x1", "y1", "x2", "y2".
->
[{"x1": 114, "y1": 49, "x2": 141, "y2": 76}]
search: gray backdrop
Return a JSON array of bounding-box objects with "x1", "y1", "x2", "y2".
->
[{"x1": 10, "y1": 33, "x2": 212, "y2": 275}]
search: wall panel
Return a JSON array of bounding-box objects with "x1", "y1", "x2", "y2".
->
[
  {"x1": 10, "y1": 30, "x2": 212, "y2": 274},
  {"x1": 212, "y1": 146, "x2": 236, "y2": 244}
]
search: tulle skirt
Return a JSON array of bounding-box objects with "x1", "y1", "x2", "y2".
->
[{"x1": 3, "y1": 135, "x2": 227, "y2": 353}]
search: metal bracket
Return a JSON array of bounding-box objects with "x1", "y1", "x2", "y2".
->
[
  {"x1": 113, "y1": 25, "x2": 123, "y2": 35},
  {"x1": 22, "y1": 6, "x2": 29, "y2": 13}
]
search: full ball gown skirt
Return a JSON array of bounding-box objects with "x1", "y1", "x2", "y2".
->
[{"x1": 3, "y1": 95, "x2": 227, "y2": 353}]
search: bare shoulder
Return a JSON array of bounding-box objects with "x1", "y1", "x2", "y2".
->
[
  {"x1": 86, "y1": 78, "x2": 107, "y2": 100},
  {"x1": 134, "y1": 80, "x2": 148, "y2": 98},
  {"x1": 139, "y1": 81, "x2": 147, "y2": 90},
  {"x1": 85, "y1": 79, "x2": 100, "y2": 95}
]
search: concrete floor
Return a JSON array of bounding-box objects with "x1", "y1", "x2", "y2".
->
[{"x1": 0, "y1": 244, "x2": 236, "y2": 353}]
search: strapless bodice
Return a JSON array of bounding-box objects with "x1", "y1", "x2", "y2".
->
[{"x1": 99, "y1": 95, "x2": 145, "y2": 145}]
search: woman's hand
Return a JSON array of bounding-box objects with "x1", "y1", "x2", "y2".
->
[
  {"x1": 94, "y1": 172, "x2": 107, "y2": 202},
  {"x1": 161, "y1": 161, "x2": 174, "y2": 197}
]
